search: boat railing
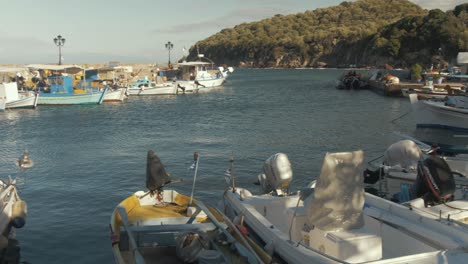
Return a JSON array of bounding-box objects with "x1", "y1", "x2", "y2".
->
[{"x1": 116, "y1": 206, "x2": 145, "y2": 264}]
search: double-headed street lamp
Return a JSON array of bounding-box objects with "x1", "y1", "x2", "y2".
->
[
  {"x1": 165, "y1": 41, "x2": 174, "y2": 67},
  {"x1": 53, "y1": 35, "x2": 66, "y2": 65}
]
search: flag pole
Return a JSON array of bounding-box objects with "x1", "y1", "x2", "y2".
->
[{"x1": 188, "y1": 152, "x2": 199, "y2": 206}]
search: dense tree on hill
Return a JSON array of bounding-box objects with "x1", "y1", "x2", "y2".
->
[{"x1": 184, "y1": 0, "x2": 467, "y2": 68}]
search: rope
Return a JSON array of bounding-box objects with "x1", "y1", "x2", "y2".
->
[{"x1": 391, "y1": 110, "x2": 411, "y2": 124}]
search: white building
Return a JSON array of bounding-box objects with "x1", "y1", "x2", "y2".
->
[{"x1": 457, "y1": 52, "x2": 468, "y2": 74}]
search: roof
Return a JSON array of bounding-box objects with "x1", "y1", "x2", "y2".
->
[
  {"x1": 178, "y1": 61, "x2": 211, "y2": 66},
  {"x1": 457, "y1": 52, "x2": 468, "y2": 64},
  {"x1": 0, "y1": 67, "x2": 29, "y2": 73},
  {"x1": 26, "y1": 64, "x2": 84, "y2": 74}
]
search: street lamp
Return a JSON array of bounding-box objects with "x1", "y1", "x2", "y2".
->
[
  {"x1": 165, "y1": 41, "x2": 174, "y2": 67},
  {"x1": 53, "y1": 35, "x2": 66, "y2": 65}
]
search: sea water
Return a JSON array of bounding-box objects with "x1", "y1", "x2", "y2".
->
[{"x1": 1, "y1": 68, "x2": 418, "y2": 263}]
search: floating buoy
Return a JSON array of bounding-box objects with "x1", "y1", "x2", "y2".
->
[
  {"x1": 16, "y1": 149, "x2": 34, "y2": 169},
  {"x1": 11, "y1": 200, "x2": 27, "y2": 228}
]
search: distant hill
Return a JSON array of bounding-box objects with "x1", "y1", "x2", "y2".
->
[{"x1": 185, "y1": 0, "x2": 468, "y2": 68}]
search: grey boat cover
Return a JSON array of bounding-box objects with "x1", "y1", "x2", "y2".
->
[
  {"x1": 304, "y1": 150, "x2": 365, "y2": 231},
  {"x1": 146, "y1": 150, "x2": 171, "y2": 193},
  {"x1": 383, "y1": 140, "x2": 422, "y2": 170}
]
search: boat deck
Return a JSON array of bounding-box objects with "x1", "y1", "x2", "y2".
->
[{"x1": 368, "y1": 81, "x2": 465, "y2": 96}]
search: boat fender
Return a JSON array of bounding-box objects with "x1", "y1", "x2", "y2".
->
[
  {"x1": 239, "y1": 189, "x2": 252, "y2": 200},
  {"x1": 11, "y1": 200, "x2": 27, "y2": 228}
]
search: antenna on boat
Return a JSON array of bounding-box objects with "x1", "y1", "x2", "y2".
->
[
  {"x1": 230, "y1": 153, "x2": 236, "y2": 193},
  {"x1": 188, "y1": 152, "x2": 200, "y2": 206}
]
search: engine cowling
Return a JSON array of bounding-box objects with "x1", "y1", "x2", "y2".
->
[{"x1": 258, "y1": 153, "x2": 293, "y2": 195}]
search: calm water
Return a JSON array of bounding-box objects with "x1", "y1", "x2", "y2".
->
[{"x1": 1, "y1": 68, "x2": 417, "y2": 263}]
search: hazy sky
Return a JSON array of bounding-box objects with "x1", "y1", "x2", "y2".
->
[{"x1": 0, "y1": 0, "x2": 464, "y2": 65}]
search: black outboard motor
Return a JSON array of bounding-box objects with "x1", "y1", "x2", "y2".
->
[
  {"x1": 412, "y1": 156, "x2": 456, "y2": 206},
  {"x1": 146, "y1": 150, "x2": 171, "y2": 194}
]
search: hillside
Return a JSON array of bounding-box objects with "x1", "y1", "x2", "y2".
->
[{"x1": 185, "y1": 0, "x2": 468, "y2": 68}]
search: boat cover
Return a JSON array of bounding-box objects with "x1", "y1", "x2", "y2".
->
[
  {"x1": 146, "y1": 150, "x2": 171, "y2": 193},
  {"x1": 383, "y1": 140, "x2": 422, "y2": 170},
  {"x1": 304, "y1": 151, "x2": 365, "y2": 231}
]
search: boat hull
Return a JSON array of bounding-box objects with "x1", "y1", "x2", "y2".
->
[
  {"x1": 6, "y1": 93, "x2": 38, "y2": 109},
  {"x1": 223, "y1": 187, "x2": 468, "y2": 264},
  {"x1": 409, "y1": 94, "x2": 468, "y2": 133},
  {"x1": 38, "y1": 90, "x2": 106, "y2": 105},
  {"x1": 127, "y1": 84, "x2": 177, "y2": 95},
  {"x1": 176, "y1": 77, "x2": 225, "y2": 93},
  {"x1": 103, "y1": 88, "x2": 128, "y2": 102},
  {"x1": 0, "y1": 98, "x2": 5, "y2": 111}
]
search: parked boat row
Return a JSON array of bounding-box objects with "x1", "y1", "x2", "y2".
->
[
  {"x1": 221, "y1": 150, "x2": 468, "y2": 263},
  {"x1": 0, "y1": 57, "x2": 234, "y2": 109},
  {"x1": 110, "y1": 143, "x2": 468, "y2": 263}
]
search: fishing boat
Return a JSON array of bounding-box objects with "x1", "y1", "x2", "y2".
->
[
  {"x1": 110, "y1": 150, "x2": 263, "y2": 264},
  {"x1": 364, "y1": 137, "x2": 468, "y2": 198},
  {"x1": 0, "y1": 68, "x2": 38, "y2": 109},
  {"x1": 26, "y1": 64, "x2": 107, "y2": 105},
  {"x1": 222, "y1": 151, "x2": 468, "y2": 263},
  {"x1": 127, "y1": 77, "x2": 178, "y2": 96},
  {"x1": 102, "y1": 87, "x2": 128, "y2": 102},
  {"x1": 174, "y1": 55, "x2": 232, "y2": 93},
  {"x1": 409, "y1": 93, "x2": 468, "y2": 133},
  {"x1": 336, "y1": 71, "x2": 367, "y2": 89},
  {"x1": 0, "y1": 176, "x2": 28, "y2": 263},
  {"x1": 80, "y1": 68, "x2": 128, "y2": 102}
]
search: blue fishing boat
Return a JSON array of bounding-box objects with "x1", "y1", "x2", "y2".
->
[
  {"x1": 26, "y1": 64, "x2": 106, "y2": 105},
  {"x1": 38, "y1": 75, "x2": 106, "y2": 105}
]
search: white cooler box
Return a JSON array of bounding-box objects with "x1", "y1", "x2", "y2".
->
[{"x1": 302, "y1": 227, "x2": 382, "y2": 263}]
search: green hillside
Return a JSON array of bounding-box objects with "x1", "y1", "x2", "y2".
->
[{"x1": 185, "y1": 0, "x2": 468, "y2": 68}]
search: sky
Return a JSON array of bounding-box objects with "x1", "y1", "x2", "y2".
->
[{"x1": 0, "y1": 0, "x2": 465, "y2": 65}]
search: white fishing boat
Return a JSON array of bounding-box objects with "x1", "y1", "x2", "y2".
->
[
  {"x1": 222, "y1": 151, "x2": 468, "y2": 264},
  {"x1": 103, "y1": 87, "x2": 128, "y2": 102},
  {"x1": 0, "y1": 176, "x2": 27, "y2": 262},
  {"x1": 127, "y1": 77, "x2": 178, "y2": 96},
  {"x1": 0, "y1": 68, "x2": 38, "y2": 109},
  {"x1": 401, "y1": 87, "x2": 450, "y2": 99},
  {"x1": 110, "y1": 150, "x2": 263, "y2": 264},
  {"x1": 174, "y1": 55, "x2": 232, "y2": 93},
  {"x1": 409, "y1": 93, "x2": 468, "y2": 133},
  {"x1": 0, "y1": 83, "x2": 38, "y2": 109}
]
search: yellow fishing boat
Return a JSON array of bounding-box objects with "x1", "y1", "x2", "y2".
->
[{"x1": 110, "y1": 150, "x2": 264, "y2": 264}]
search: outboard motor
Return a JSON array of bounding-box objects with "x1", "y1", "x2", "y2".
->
[
  {"x1": 412, "y1": 156, "x2": 455, "y2": 206},
  {"x1": 257, "y1": 153, "x2": 292, "y2": 195},
  {"x1": 146, "y1": 150, "x2": 171, "y2": 195}
]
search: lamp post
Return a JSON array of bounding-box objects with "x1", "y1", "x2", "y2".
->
[
  {"x1": 53, "y1": 35, "x2": 66, "y2": 65},
  {"x1": 165, "y1": 41, "x2": 174, "y2": 68}
]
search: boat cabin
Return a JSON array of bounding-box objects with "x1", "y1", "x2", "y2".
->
[{"x1": 177, "y1": 62, "x2": 220, "y2": 81}]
